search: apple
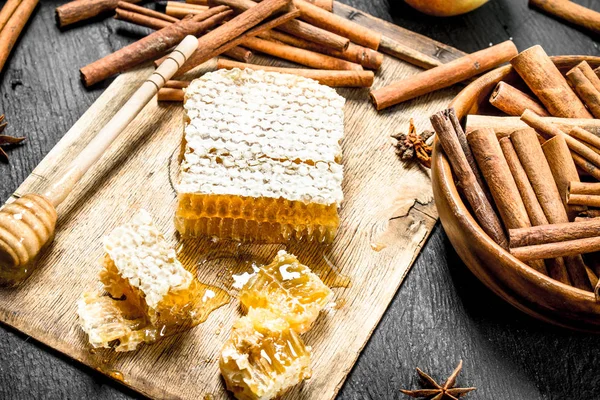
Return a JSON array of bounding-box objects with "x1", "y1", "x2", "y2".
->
[{"x1": 404, "y1": 0, "x2": 489, "y2": 17}]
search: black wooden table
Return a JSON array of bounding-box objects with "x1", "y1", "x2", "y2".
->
[{"x1": 1, "y1": 1, "x2": 599, "y2": 399}]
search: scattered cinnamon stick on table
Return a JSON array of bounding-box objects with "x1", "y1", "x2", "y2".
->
[
  {"x1": 259, "y1": 29, "x2": 383, "y2": 70},
  {"x1": 489, "y1": 81, "x2": 549, "y2": 117},
  {"x1": 166, "y1": 4, "x2": 301, "y2": 76},
  {"x1": 81, "y1": 7, "x2": 233, "y2": 86},
  {"x1": 0, "y1": 0, "x2": 38, "y2": 74},
  {"x1": 56, "y1": 0, "x2": 139, "y2": 28},
  {"x1": 242, "y1": 36, "x2": 362, "y2": 70},
  {"x1": 210, "y1": 0, "x2": 349, "y2": 51},
  {"x1": 511, "y1": 45, "x2": 592, "y2": 118},
  {"x1": 529, "y1": 0, "x2": 600, "y2": 36},
  {"x1": 118, "y1": 1, "x2": 178, "y2": 23},
  {"x1": 370, "y1": 41, "x2": 518, "y2": 111},
  {"x1": 467, "y1": 128, "x2": 546, "y2": 273},
  {"x1": 0, "y1": 0, "x2": 22, "y2": 32},
  {"x1": 431, "y1": 109, "x2": 508, "y2": 248}
]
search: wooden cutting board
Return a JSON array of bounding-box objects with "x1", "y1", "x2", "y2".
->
[{"x1": 1, "y1": 4, "x2": 465, "y2": 400}]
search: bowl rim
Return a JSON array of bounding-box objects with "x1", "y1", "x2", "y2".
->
[{"x1": 433, "y1": 55, "x2": 600, "y2": 324}]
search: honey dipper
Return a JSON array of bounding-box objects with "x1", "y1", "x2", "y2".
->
[{"x1": 0, "y1": 35, "x2": 199, "y2": 285}]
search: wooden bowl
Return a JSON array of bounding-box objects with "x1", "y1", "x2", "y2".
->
[{"x1": 432, "y1": 56, "x2": 600, "y2": 332}]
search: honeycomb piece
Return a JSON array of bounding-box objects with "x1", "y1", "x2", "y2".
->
[
  {"x1": 176, "y1": 68, "x2": 345, "y2": 244},
  {"x1": 78, "y1": 210, "x2": 229, "y2": 351},
  {"x1": 220, "y1": 308, "x2": 312, "y2": 400},
  {"x1": 239, "y1": 250, "x2": 333, "y2": 334}
]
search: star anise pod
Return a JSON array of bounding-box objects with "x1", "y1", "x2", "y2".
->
[
  {"x1": 0, "y1": 115, "x2": 25, "y2": 163},
  {"x1": 400, "y1": 360, "x2": 476, "y2": 400},
  {"x1": 392, "y1": 118, "x2": 434, "y2": 169}
]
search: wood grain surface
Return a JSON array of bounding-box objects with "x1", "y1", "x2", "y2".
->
[{"x1": 0, "y1": 1, "x2": 598, "y2": 400}]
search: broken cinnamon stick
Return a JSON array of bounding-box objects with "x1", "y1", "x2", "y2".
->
[
  {"x1": 542, "y1": 136, "x2": 586, "y2": 220},
  {"x1": 529, "y1": 0, "x2": 600, "y2": 36},
  {"x1": 431, "y1": 109, "x2": 508, "y2": 248},
  {"x1": 81, "y1": 8, "x2": 232, "y2": 86},
  {"x1": 259, "y1": 29, "x2": 383, "y2": 70},
  {"x1": 0, "y1": 0, "x2": 22, "y2": 32},
  {"x1": 0, "y1": 0, "x2": 38, "y2": 74},
  {"x1": 465, "y1": 114, "x2": 600, "y2": 138},
  {"x1": 566, "y1": 66, "x2": 600, "y2": 118},
  {"x1": 293, "y1": 0, "x2": 381, "y2": 50},
  {"x1": 510, "y1": 45, "x2": 592, "y2": 118},
  {"x1": 118, "y1": 1, "x2": 178, "y2": 23},
  {"x1": 56, "y1": 0, "x2": 139, "y2": 28},
  {"x1": 510, "y1": 128, "x2": 589, "y2": 287},
  {"x1": 242, "y1": 36, "x2": 362, "y2": 70},
  {"x1": 489, "y1": 81, "x2": 549, "y2": 117},
  {"x1": 169, "y1": 6, "x2": 301, "y2": 75},
  {"x1": 467, "y1": 128, "x2": 546, "y2": 273},
  {"x1": 217, "y1": 58, "x2": 374, "y2": 86},
  {"x1": 370, "y1": 41, "x2": 518, "y2": 111},
  {"x1": 210, "y1": 0, "x2": 349, "y2": 51}
]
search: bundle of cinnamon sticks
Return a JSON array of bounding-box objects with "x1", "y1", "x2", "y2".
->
[{"x1": 433, "y1": 45, "x2": 600, "y2": 299}]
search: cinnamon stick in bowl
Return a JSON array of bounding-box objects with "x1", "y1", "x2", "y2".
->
[
  {"x1": 510, "y1": 45, "x2": 592, "y2": 118},
  {"x1": 370, "y1": 41, "x2": 518, "y2": 111},
  {"x1": 489, "y1": 81, "x2": 549, "y2": 117},
  {"x1": 566, "y1": 65, "x2": 600, "y2": 118}
]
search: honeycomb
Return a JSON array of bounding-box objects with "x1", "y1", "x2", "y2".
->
[
  {"x1": 220, "y1": 308, "x2": 312, "y2": 400},
  {"x1": 239, "y1": 250, "x2": 333, "y2": 334},
  {"x1": 176, "y1": 68, "x2": 345, "y2": 244},
  {"x1": 78, "y1": 210, "x2": 229, "y2": 351}
]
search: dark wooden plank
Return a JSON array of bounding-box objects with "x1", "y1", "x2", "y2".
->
[{"x1": 0, "y1": 0, "x2": 599, "y2": 400}]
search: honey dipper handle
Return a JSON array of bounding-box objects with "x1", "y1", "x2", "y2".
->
[{"x1": 43, "y1": 35, "x2": 199, "y2": 207}]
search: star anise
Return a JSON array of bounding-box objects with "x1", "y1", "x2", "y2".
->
[
  {"x1": 400, "y1": 360, "x2": 476, "y2": 400},
  {"x1": 0, "y1": 115, "x2": 25, "y2": 163},
  {"x1": 392, "y1": 118, "x2": 434, "y2": 169}
]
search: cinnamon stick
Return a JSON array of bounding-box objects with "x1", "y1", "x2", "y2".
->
[
  {"x1": 467, "y1": 128, "x2": 546, "y2": 273},
  {"x1": 293, "y1": 0, "x2": 381, "y2": 50},
  {"x1": 210, "y1": 0, "x2": 349, "y2": 51},
  {"x1": 217, "y1": 58, "x2": 374, "y2": 86},
  {"x1": 186, "y1": 0, "x2": 209, "y2": 4},
  {"x1": 158, "y1": 87, "x2": 185, "y2": 102},
  {"x1": 378, "y1": 35, "x2": 442, "y2": 70},
  {"x1": 165, "y1": 80, "x2": 190, "y2": 89},
  {"x1": 568, "y1": 126, "x2": 600, "y2": 153},
  {"x1": 431, "y1": 109, "x2": 508, "y2": 248},
  {"x1": 510, "y1": 45, "x2": 592, "y2": 118},
  {"x1": 81, "y1": 8, "x2": 233, "y2": 86},
  {"x1": 529, "y1": 0, "x2": 600, "y2": 36},
  {"x1": 259, "y1": 29, "x2": 383, "y2": 70},
  {"x1": 115, "y1": 8, "x2": 171, "y2": 30},
  {"x1": 571, "y1": 152, "x2": 600, "y2": 181},
  {"x1": 242, "y1": 36, "x2": 362, "y2": 70},
  {"x1": 489, "y1": 81, "x2": 549, "y2": 117},
  {"x1": 465, "y1": 114, "x2": 600, "y2": 138},
  {"x1": 570, "y1": 181, "x2": 600, "y2": 196},
  {"x1": 566, "y1": 66, "x2": 600, "y2": 118},
  {"x1": 370, "y1": 41, "x2": 518, "y2": 111},
  {"x1": 541, "y1": 136, "x2": 586, "y2": 220},
  {"x1": 117, "y1": 1, "x2": 178, "y2": 23},
  {"x1": 166, "y1": 2, "x2": 209, "y2": 18},
  {"x1": 304, "y1": 0, "x2": 332, "y2": 12},
  {"x1": 521, "y1": 109, "x2": 600, "y2": 172},
  {"x1": 574, "y1": 61, "x2": 600, "y2": 92},
  {"x1": 0, "y1": 0, "x2": 22, "y2": 32},
  {"x1": 169, "y1": 7, "x2": 301, "y2": 76},
  {"x1": 56, "y1": 0, "x2": 139, "y2": 28},
  {"x1": 0, "y1": 0, "x2": 38, "y2": 74},
  {"x1": 511, "y1": 236, "x2": 600, "y2": 263},
  {"x1": 223, "y1": 46, "x2": 253, "y2": 62},
  {"x1": 568, "y1": 194, "x2": 600, "y2": 208},
  {"x1": 510, "y1": 128, "x2": 588, "y2": 287}
]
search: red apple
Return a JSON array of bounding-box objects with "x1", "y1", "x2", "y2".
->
[{"x1": 404, "y1": 0, "x2": 489, "y2": 17}]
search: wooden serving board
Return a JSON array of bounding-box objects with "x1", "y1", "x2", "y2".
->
[{"x1": 2, "y1": 4, "x2": 465, "y2": 400}]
